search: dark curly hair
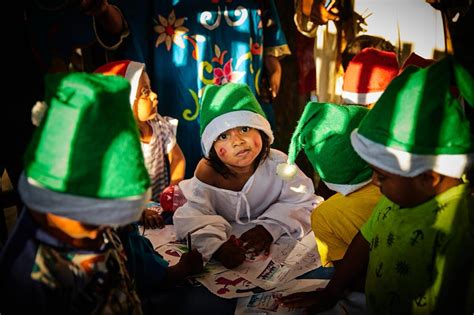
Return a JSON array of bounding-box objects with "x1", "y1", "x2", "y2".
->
[
  {"x1": 205, "y1": 129, "x2": 271, "y2": 179},
  {"x1": 342, "y1": 35, "x2": 396, "y2": 71}
]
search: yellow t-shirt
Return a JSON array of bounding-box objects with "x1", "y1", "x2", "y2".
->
[{"x1": 312, "y1": 183, "x2": 382, "y2": 266}]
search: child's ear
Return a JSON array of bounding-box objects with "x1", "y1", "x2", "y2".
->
[{"x1": 420, "y1": 171, "x2": 442, "y2": 188}]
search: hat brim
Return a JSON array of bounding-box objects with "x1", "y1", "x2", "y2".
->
[
  {"x1": 201, "y1": 110, "x2": 274, "y2": 156},
  {"x1": 125, "y1": 61, "x2": 145, "y2": 107},
  {"x1": 323, "y1": 179, "x2": 372, "y2": 196},
  {"x1": 341, "y1": 91, "x2": 383, "y2": 105},
  {"x1": 19, "y1": 173, "x2": 150, "y2": 227},
  {"x1": 351, "y1": 130, "x2": 473, "y2": 178}
]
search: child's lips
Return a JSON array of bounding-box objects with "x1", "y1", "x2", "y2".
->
[
  {"x1": 147, "y1": 112, "x2": 157, "y2": 120},
  {"x1": 235, "y1": 149, "x2": 250, "y2": 157}
]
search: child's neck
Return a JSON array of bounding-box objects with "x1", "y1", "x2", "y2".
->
[
  {"x1": 138, "y1": 121, "x2": 153, "y2": 143},
  {"x1": 218, "y1": 164, "x2": 256, "y2": 191},
  {"x1": 29, "y1": 209, "x2": 106, "y2": 250},
  {"x1": 434, "y1": 177, "x2": 463, "y2": 196},
  {"x1": 408, "y1": 177, "x2": 463, "y2": 208}
]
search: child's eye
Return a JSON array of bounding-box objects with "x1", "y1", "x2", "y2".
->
[
  {"x1": 140, "y1": 87, "x2": 150, "y2": 98},
  {"x1": 240, "y1": 126, "x2": 250, "y2": 133},
  {"x1": 217, "y1": 133, "x2": 228, "y2": 141}
]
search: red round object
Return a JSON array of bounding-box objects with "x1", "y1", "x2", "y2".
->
[{"x1": 160, "y1": 185, "x2": 175, "y2": 212}]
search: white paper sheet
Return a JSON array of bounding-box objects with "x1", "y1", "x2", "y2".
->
[
  {"x1": 234, "y1": 279, "x2": 330, "y2": 315},
  {"x1": 153, "y1": 231, "x2": 322, "y2": 299},
  {"x1": 140, "y1": 225, "x2": 177, "y2": 249}
]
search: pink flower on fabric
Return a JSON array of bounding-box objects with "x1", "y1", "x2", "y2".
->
[{"x1": 213, "y1": 59, "x2": 245, "y2": 85}]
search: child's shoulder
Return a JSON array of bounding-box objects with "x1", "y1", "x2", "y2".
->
[
  {"x1": 195, "y1": 158, "x2": 218, "y2": 186},
  {"x1": 267, "y1": 148, "x2": 289, "y2": 164},
  {"x1": 149, "y1": 115, "x2": 178, "y2": 139}
]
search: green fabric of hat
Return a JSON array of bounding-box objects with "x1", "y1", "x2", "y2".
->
[
  {"x1": 199, "y1": 83, "x2": 274, "y2": 156},
  {"x1": 279, "y1": 102, "x2": 371, "y2": 194},
  {"x1": 20, "y1": 72, "x2": 150, "y2": 226},
  {"x1": 351, "y1": 56, "x2": 474, "y2": 178}
]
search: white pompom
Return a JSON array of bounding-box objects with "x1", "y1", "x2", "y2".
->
[
  {"x1": 31, "y1": 101, "x2": 49, "y2": 126},
  {"x1": 276, "y1": 162, "x2": 298, "y2": 181}
]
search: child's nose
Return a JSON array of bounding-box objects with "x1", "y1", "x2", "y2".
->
[
  {"x1": 149, "y1": 91, "x2": 158, "y2": 103},
  {"x1": 230, "y1": 131, "x2": 245, "y2": 145}
]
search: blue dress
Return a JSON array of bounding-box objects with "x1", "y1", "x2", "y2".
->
[{"x1": 114, "y1": 0, "x2": 290, "y2": 177}]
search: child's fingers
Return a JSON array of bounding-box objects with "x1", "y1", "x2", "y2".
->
[
  {"x1": 279, "y1": 293, "x2": 308, "y2": 307},
  {"x1": 143, "y1": 210, "x2": 164, "y2": 229},
  {"x1": 154, "y1": 215, "x2": 165, "y2": 228},
  {"x1": 280, "y1": 292, "x2": 306, "y2": 302},
  {"x1": 264, "y1": 242, "x2": 271, "y2": 256}
]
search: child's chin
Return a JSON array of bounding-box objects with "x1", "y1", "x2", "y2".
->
[
  {"x1": 147, "y1": 113, "x2": 157, "y2": 120},
  {"x1": 236, "y1": 156, "x2": 257, "y2": 167}
]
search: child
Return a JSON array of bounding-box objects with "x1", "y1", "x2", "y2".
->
[
  {"x1": 0, "y1": 72, "x2": 150, "y2": 313},
  {"x1": 280, "y1": 56, "x2": 474, "y2": 314},
  {"x1": 277, "y1": 102, "x2": 381, "y2": 276},
  {"x1": 341, "y1": 47, "x2": 399, "y2": 108},
  {"x1": 173, "y1": 83, "x2": 323, "y2": 269},
  {"x1": 315, "y1": 47, "x2": 399, "y2": 201},
  {"x1": 118, "y1": 223, "x2": 227, "y2": 315},
  {"x1": 0, "y1": 72, "x2": 205, "y2": 314},
  {"x1": 95, "y1": 60, "x2": 186, "y2": 229}
]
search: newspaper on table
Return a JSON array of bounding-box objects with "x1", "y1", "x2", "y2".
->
[{"x1": 234, "y1": 279, "x2": 330, "y2": 315}]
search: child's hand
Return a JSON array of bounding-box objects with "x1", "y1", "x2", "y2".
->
[
  {"x1": 165, "y1": 249, "x2": 203, "y2": 285},
  {"x1": 213, "y1": 238, "x2": 246, "y2": 269},
  {"x1": 141, "y1": 209, "x2": 165, "y2": 229},
  {"x1": 239, "y1": 225, "x2": 273, "y2": 256},
  {"x1": 264, "y1": 55, "x2": 282, "y2": 100},
  {"x1": 177, "y1": 249, "x2": 204, "y2": 276},
  {"x1": 278, "y1": 288, "x2": 338, "y2": 313}
]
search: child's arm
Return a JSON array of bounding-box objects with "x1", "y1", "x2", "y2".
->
[
  {"x1": 173, "y1": 160, "x2": 233, "y2": 262},
  {"x1": 279, "y1": 232, "x2": 370, "y2": 312},
  {"x1": 264, "y1": 55, "x2": 282, "y2": 99},
  {"x1": 168, "y1": 143, "x2": 186, "y2": 186}
]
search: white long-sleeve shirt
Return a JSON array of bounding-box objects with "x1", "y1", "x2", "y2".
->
[{"x1": 174, "y1": 149, "x2": 323, "y2": 261}]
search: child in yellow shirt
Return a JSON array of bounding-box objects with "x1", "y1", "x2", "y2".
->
[{"x1": 278, "y1": 102, "x2": 381, "y2": 280}]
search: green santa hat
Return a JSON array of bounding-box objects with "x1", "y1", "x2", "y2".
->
[
  {"x1": 19, "y1": 72, "x2": 151, "y2": 226},
  {"x1": 277, "y1": 102, "x2": 372, "y2": 195},
  {"x1": 351, "y1": 56, "x2": 474, "y2": 178},
  {"x1": 200, "y1": 83, "x2": 274, "y2": 156}
]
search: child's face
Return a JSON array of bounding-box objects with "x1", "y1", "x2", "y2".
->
[
  {"x1": 370, "y1": 165, "x2": 436, "y2": 208},
  {"x1": 133, "y1": 72, "x2": 158, "y2": 122},
  {"x1": 213, "y1": 127, "x2": 263, "y2": 169}
]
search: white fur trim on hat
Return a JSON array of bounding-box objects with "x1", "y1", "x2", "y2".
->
[
  {"x1": 341, "y1": 91, "x2": 383, "y2": 105},
  {"x1": 125, "y1": 61, "x2": 145, "y2": 107},
  {"x1": 18, "y1": 173, "x2": 151, "y2": 227},
  {"x1": 276, "y1": 162, "x2": 298, "y2": 181},
  {"x1": 201, "y1": 110, "x2": 274, "y2": 156},
  {"x1": 31, "y1": 101, "x2": 49, "y2": 127},
  {"x1": 323, "y1": 179, "x2": 372, "y2": 196},
  {"x1": 351, "y1": 130, "x2": 474, "y2": 178}
]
